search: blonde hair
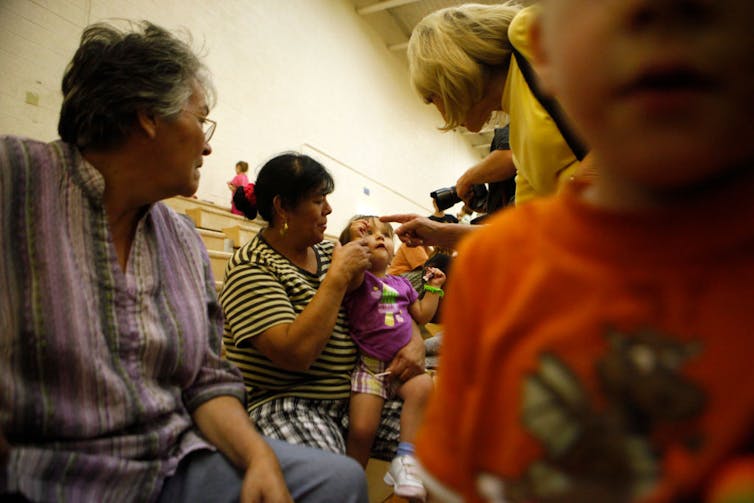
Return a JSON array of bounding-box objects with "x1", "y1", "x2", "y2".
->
[{"x1": 407, "y1": 2, "x2": 522, "y2": 130}]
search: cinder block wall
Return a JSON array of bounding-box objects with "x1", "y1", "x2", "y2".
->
[{"x1": 0, "y1": 0, "x2": 481, "y2": 228}]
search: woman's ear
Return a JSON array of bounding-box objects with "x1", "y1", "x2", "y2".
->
[
  {"x1": 529, "y1": 15, "x2": 555, "y2": 96},
  {"x1": 272, "y1": 195, "x2": 287, "y2": 223},
  {"x1": 136, "y1": 109, "x2": 158, "y2": 140}
]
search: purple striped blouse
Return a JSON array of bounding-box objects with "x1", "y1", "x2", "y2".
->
[{"x1": 0, "y1": 136, "x2": 246, "y2": 501}]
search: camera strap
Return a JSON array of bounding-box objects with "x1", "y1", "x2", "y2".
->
[{"x1": 511, "y1": 48, "x2": 589, "y2": 162}]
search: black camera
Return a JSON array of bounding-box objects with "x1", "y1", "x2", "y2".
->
[{"x1": 430, "y1": 184, "x2": 488, "y2": 212}]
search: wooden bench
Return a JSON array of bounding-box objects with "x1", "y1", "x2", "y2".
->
[
  {"x1": 186, "y1": 206, "x2": 252, "y2": 233},
  {"x1": 208, "y1": 250, "x2": 233, "y2": 284},
  {"x1": 197, "y1": 228, "x2": 228, "y2": 252},
  {"x1": 222, "y1": 223, "x2": 262, "y2": 248}
]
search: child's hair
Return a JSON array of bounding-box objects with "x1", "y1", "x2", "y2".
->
[
  {"x1": 338, "y1": 215, "x2": 395, "y2": 246},
  {"x1": 236, "y1": 160, "x2": 249, "y2": 172},
  {"x1": 407, "y1": 2, "x2": 522, "y2": 131}
]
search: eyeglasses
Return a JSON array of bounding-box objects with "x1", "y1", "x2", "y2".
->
[{"x1": 184, "y1": 109, "x2": 217, "y2": 143}]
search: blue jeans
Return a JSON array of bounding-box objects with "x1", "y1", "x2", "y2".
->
[{"x1": 158, "y1": 437, "x2": 368, "y2": 502}]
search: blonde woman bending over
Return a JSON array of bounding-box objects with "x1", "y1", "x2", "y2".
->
[{"x1": 408, "y1": 2, "x2": 592, "y2": 205}]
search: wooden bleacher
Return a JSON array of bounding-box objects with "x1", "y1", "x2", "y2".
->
[
  {"x1": 196, "y1": 228, "x2": 226, "y2": 252},
  {"x1": 162, "y1": 196, "x2": 264, "y2": 291}
]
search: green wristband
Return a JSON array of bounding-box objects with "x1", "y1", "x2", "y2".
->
[{"x1": 423, "y1": 285, "x2": 444, "y2": 297}]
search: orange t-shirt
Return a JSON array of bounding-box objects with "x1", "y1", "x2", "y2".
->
[
  {"x1": 388, "y1": 244, "x2": 431, "y2": 275},
  {"x1": 416, "y1": 183, "x2": 754, "y2": 502}
]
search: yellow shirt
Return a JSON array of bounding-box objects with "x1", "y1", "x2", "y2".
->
[{"x1": 503, "y1": 5, "x2": 580, "y2": 204}]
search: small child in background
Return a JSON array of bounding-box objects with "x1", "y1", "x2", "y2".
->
[
  {"x1": 339, "y1": 215, "x2": 445, "y2": 502},
  {"x1": 415, "y1": 0, "x2": 754, "y2": 502},
  {"x1": 228, "y1": 160, "x2": 249, "y2": 215}
]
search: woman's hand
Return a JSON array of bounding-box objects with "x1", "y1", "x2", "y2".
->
[
  {"x1": 379, "y1": 214, "x2": 443, "y2": 247},
  {"x1": 193, "y1": 396, "x2": 293, "y2": 503},
  {"x1": 386, "y1": 323, "x2": 426, "y2": 382},
  {"x1": 380, "y1": 214, "x2": 473, "y2": 249},
  {"x1": 456, "y1": 149, "x2": 516, "y2": 205},
  {"x1": 328, "y1": 239, "x2": 370, "y2": 287},
  {"x1": 455, "y1": 170, "x2": 477, "y2": 204},
  {"x1": 240, "y1": 448, "x2": 293, "y2": 503}
]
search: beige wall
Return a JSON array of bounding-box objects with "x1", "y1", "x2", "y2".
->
[{"x1": 0, "y1": 0, "x2": 481, "y2": 232}]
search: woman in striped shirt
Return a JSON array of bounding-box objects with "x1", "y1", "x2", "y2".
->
[{"x1": 221, "y1": 153, "x2": 426, "y2": 462}]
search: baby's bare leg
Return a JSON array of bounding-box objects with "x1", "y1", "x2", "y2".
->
[
  {"x1": 346, "y1": 392, "x2": 386, "y2": 468},
  {"x1": 396, "y1": 373, "x2": 434, "y2": 443}
]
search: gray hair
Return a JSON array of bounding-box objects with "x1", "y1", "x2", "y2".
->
[{"x1": 58, "y1": 20, "x2": 215, "y2": 150}]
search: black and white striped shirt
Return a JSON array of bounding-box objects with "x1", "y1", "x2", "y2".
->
[{"x1": 220, "y1": 233, "x2": 357, "y2": 410}]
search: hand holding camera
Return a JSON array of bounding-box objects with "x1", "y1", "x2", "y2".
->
[{"x1": 430, "y1": 184, "x2": 488, "y2": 213}]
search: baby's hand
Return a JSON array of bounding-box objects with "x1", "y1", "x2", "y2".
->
[
  {"x1": 349, "y1": 219, "x2": 370, "y2": 240},
  {"x1": 423, "y1": 267, "x2": 446, "y2": 287}
]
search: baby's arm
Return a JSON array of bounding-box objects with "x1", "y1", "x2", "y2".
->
[
  {"x1": 408, "y1": 267, "x2": 446, "y2": 325},
  {"x1": 345, "y1": 218, "x2": 370, "y2": 292}
]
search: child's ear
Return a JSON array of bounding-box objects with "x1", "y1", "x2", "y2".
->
[{"x1": 529, "y1": 15, "x2": 556, "y2": 96}]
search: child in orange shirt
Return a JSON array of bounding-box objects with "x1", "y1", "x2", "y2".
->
[{"x1": 415, "y1": 0, "x2": 754, "y2": 502}]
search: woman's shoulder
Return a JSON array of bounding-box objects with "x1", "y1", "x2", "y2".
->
[
  {"x1": 222, "y1": 235, "x2": 277, "y2": 288},
  {"x1": 309, "y1": 239, "x2": 334, "y2": 265},
  {"x1": 314, "y1": 239, "x2": 336, "y2": 255},
  {"x1": 232, "y1": 233, "x2": 274, "y2": 266},
  {"x1": 152, "y1": 202, "x2": 191, "y2": 228},
  {"x1": 229, "y1": 233, "x2": 307, "y2": 273},
  {"x1": 150, "y1": 204, "x2": 206, "y2": 255},
  {"x1": 508, "y1": 4, "x2": 541, "y2": 57},
  {"x1": 1, "y1": 136, "x2": 76, "y2": 173},
  {"x1": 1, "y1": 135, "x2": 59, "y2": 150}
]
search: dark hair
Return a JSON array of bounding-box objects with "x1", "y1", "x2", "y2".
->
[
  {"x1": 253, "y1": 153, "x2": 335, "y2": 223},
  {"x1": 233, "y1": 184, "x2": 257, "y2": 220},
  {"x1": 58, "y1": 20, "x2": 214, "y2": 150},
  {"x1": 236, "y1": 161, "x2": 249, "y2": 172}
]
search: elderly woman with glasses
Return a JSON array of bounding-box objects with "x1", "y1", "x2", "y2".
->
[{"x1": 0, "y1": 20, "x2": 367, "y2": 503}]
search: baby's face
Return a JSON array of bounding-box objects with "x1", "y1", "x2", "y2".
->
[
  {"x1": 536, "y1": 0, "x2": 754, "y2": 190},
  {"x1": 355, "y1": 218, "x2": 395, "y2": 272}
]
